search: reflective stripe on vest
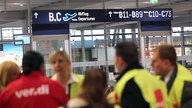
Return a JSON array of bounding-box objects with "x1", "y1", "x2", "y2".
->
[
  {"x1": 114, "y1": 69, "x2": 171, "y2": 108},
  {"x1": 169, "y1": 64, "x2": 192, "y2": 108}
]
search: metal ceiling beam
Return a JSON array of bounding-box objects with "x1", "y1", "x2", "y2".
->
[
  {"x1": 0, "y1": 11, "x2": 25, "y2": 21},
  {"x1": 33, "y1": 0, "x2": 65, "y2": 10}
]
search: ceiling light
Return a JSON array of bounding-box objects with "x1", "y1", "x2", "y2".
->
[
  {"x1": 12, "y1": 3, "x2": 24, "y2": 6},
  {"x1": 143, "y1": 2, "x2": 151, "y2": 4},
  {"x1": 150, "y1": 0, "x2": 158, "y2": 4},
  {"x1": 19, "y1": 4, "x2": 23, "y2": 6}
]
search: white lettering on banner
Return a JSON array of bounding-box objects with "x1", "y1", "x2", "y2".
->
[
  {"x1": 49, "y1": 12, "x2": 55, "y2": 22},
  {"x1": 49, "y1": 12, "x2": 62, "y2": 22},
  {"x1": 78, "y1": 12, "x2": 89, "y2": 17},
  {"x1": 15, "y1": 84, "x2": 49, "y2": 99},
  {"x1": 78, "y1": 17, "x2": 95, "y2": 21}
]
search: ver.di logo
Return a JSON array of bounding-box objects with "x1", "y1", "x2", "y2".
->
[{"x1": 63, "y1": 13, "x2": 77, "y2": 21}]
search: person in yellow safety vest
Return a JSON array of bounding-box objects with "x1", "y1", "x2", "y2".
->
[
  {"x1": 151, "y1": 45, "x2": 192, "y2": 108},
  {"x1": 111, "y1": 42, "x2": 171, "y2": 108},
  {"x1": 49, "y1": 50, "x2": 84, "y2": 99}
]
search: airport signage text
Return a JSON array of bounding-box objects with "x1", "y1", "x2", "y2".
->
[
  {"x1": 106, "y1": 8, "x2": 172, "y2": 22},
  {"x1": 32, "y1": 8, "x2": 173, "y2": 24}
]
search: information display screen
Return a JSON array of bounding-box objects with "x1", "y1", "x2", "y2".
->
[
  {"x1": 0, "y1": 44, "x2": 23, "y2": 66},
  {"x1": 14, "y1": 34, "x2": 30, "y2": 45}
]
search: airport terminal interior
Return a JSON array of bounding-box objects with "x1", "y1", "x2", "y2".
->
[{"x1": 0, "y1": 0, "x2": 192, "y2": 78}]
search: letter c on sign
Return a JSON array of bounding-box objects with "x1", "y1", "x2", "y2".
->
[
  {"x1": 56, "y1": 12, "x2": 62, "y2": 21},
  {"x1": 149, "y1": 11, "x2": 152, "y2": 18}
]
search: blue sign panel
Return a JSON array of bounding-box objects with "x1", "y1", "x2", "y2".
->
[
  {"x1": 141, "y1": 21, "x2": 171, "y2": 31},
  {"x1": 32, "y1": 8, "x2": 173, "y2": 24},
  {"x1": 33, "y1": 10, "x2": 106, "y2": 24},
  {"x1": 32, "y1": 24, "x2": 69, "y2": 35},
  {"x1": 106, "y1": 8, "x2": 173, "y2": 22}
]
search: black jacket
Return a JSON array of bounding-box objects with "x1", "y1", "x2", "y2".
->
[{"x1": 116, "y1": 63, "x2": 150, "y2": 108}]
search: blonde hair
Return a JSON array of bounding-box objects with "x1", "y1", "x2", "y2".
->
[
  {"x1": 0, "y1": 61, "x2": 20, "y2": 91},
  {"x1": 49, "y1": 51, "x2": 72, "y2": 84},
  {"x1": 49, "y1": 51, "x2": 71, "y2": 75},
  {"x1": 49, "y1": 51, "x2": 71, "y2": 64}
]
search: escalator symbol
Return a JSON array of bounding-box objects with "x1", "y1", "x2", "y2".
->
[{"x1": 63, "y1": 13, "x2": 77, "y2": 21}]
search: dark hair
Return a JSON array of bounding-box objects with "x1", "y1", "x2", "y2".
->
[
  {"x1": 22, "y1": 51, "x2": 44, "y2": 75},
  {"x1": 155, "y1": 45, "x2": 177, "y2": 66},
  {"x1": 115, "y1": 42, "x2": 139, "y2": 65},
  {"x1": 79, "y1": 68, "x2": 111, "y2": 108}
]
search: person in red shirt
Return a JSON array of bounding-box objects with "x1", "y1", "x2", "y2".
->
[{"x1": 0, "y1": 51, "x2": 68, "y2": 108}]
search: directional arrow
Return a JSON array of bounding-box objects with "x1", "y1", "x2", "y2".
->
[
  {"x1": 108, "y1": 11, "x2": 112, "y2": 17},
  {"x1": 34, "y1": 12, "x2": 38, "y2": 19}
]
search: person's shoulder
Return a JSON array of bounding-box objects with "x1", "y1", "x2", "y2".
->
[
  {"x1": 42, "y1": 77, "x2": 62, "y2": 87},
  {"x1": 124, "y1": 78, "x2": 138, "y2": 91},
  {"x1": 0, "y1": 78, "x2": 21, "y2": 97},
  {"x1": 4, "y1": 78, "x2": 21, "y2": 90},
  {"x1": 73, "y1": 73, "x2": 84, "y2": 81},
  {"x1": 39, "y1": 77, "x2": 66, "y2": 96}
]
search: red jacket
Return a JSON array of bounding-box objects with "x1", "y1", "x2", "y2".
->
[{"x1": 0, "y1": 71, "x2": 69, "y2": 108}]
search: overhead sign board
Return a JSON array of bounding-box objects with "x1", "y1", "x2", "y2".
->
[
  {"x1": 32, "y1": 10, "x2": 106, "y2": 24},
  {"x1": 106, "y1": 8, "x2": 173, "y2": 22},
  {"x1": 32, "y1": 8, "x2": 173, "y2": 24}
]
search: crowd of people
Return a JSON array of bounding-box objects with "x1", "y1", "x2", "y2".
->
[{"x1": 0, "y1": 41, "x2": 191, "y2": 108}]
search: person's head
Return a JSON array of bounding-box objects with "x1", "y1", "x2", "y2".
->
[
  {"x1": 115, "y1": 42, "x2": 139, "y2": 72},
  {"x1": 22, "y1": 51, "x2": 45, "y2": 75},
  {"x1": 49, "y1": 51, "x2": 71, "y2": 75},
  {"x1": 0, "y1": 61, "x2": 21, "y2": 91},
  {"x1": 80, "y1": 68, "x2": 110, "y2": 108},
  {"x1": 82, "y1": 68, "x2": 107, "y2": 93},
  {"x1": 151, "y1": 45, "x2": 177, "y2": 77}
]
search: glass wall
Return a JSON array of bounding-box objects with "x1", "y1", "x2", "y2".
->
[
  {"x1": 184, "y1": 27, "x2": 192, "y2": 55},
  {"x1": 69, "y1": 26, "x2": 192, "y2": 74},
  {"x1": 1, "y1": 25, "x2": 192, "y2": 74},
  {"x1": 1, "y1": 27, "x2": 23, "y2": 40},
  {"x1": 70, "y1": 27, "x2": 140, "y2": 73}
]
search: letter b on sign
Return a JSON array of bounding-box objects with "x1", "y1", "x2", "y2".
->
[{"x1": 49, "y1": 12, "x2": 54, "y2": 22}]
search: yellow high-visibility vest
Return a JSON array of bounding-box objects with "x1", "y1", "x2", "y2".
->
[
  {"x1": 52, "y1": 74, "x2": 84, "y2": 99},
  {"x1": 69, "y1": 74, "x2": 84, "y2": 99},
  {"x1": 168, "y1": 64, "x2": 192, "y2": 108},
  {"x1": 113, "y1": 69, "x2": 171, "y2": 108}
]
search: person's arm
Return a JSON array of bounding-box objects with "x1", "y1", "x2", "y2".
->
[
  {"x1": 181, "y1": 81, "x2": 192, "y2": 108},
  {"x1": 121, "y1": 78, "x2": 149, "y2": 108}
]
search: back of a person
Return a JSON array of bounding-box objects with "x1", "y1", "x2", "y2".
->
[
  {"x1": 0, "y1": 72, "x2": 68, "y2": 108},
  {"x1": 134, "y1": 69, "x2": 171, "y2": 108},
  {"x1": 68, "y1": 69, "x2": 112, "y2": 108},
  {"x1": 0, "y1": 51, "x2": 68, "y2": 108},
  {"x1": 114, "y1": 68, "x2": 171, "y2": 108},
  {"x1": 111, "y1": 42, "x2": 172, "y2": 108}
]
